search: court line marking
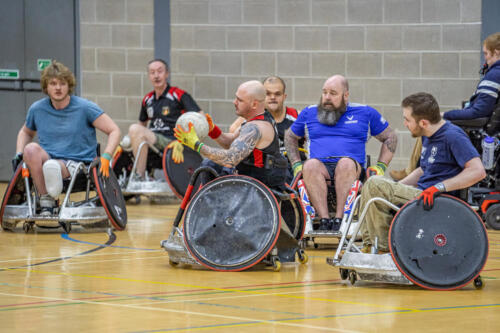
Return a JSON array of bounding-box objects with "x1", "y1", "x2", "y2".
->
[
  {"x1": 61, "y1": 233, "x2": 160, "y2": 251},
  {"x1": 3, "y1": 267, "x2": 417, "y2": 311},
  {"x1": 0, "y1": 291, "x2": 360, "y2": 333}
]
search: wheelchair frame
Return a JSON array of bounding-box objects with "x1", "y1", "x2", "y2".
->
[{"x1": 1, "y1": 161, "x2": 126, "y2": 233}]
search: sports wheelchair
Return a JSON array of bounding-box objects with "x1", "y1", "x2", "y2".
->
[
  {"x1": 161, "y1": 167, "x2": 308, "y2": 272},
  {"x1": 112, "y1": 138, "x2": 202, "y2": 202},
  {"x1": 452, "y1": 103, "x2": 500, "y2": 230},
  {"x1": 327, "y1": 194, "x2": 488, "y2": 290},
  {"x1": 293, "y1": 157, "x2": 370, "y2": 248},
  {"x1": 1, "y1": 160, "x2": 127, "y2": 233}
]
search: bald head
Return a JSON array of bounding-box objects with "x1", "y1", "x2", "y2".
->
[
  {"x1": 239, "y1": 80, "x2": 266, "y2": 103},
  {"x1": 323, "y1": 75, "x2": 349, "y2": 92}
]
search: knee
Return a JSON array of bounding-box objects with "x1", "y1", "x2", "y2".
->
[
  {"x1": 336, "y1": 158, "x2": 358, "y2": 175},
  {"x1": 22, "y1": 143, "x2": 42, "y2": 161},
  {"x1": 303, "y1": 159, "x2": 323, "y2": 176},
  {"x1": 362, "y1": 176, "x2": 389, "y2": 198},
  {"x1": 128, "y1": 124, "x2": 145, "y2": 140}
]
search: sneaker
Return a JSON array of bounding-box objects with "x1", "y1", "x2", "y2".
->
[
  {"x1": 331, "y1": 218, "x2": 342, "y2": 232},
  {"x1": 39, "y1": 194, "x2": 55, "y2": 216},
  {"x1": 318, "y1": 218, "x2": 331, "y2": 231}
]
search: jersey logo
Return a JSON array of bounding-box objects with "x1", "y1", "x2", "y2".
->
[
  {"x1": 428, "y1": 146, "x2": 437, "y2": 164},
  {"x1": 162, "y1": 106, "x2": 170, "y2": 116},
  {"x1": 345, "y1": 115, "x2": 358, "y2": 124},
  {"x1": 147, "y1": 107, "x2": 154, "y2": 118}
]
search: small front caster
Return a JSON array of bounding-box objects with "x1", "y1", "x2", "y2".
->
[
  {"x1": 349, "y1": 271, "x2": 357, "y2": 285},
  {"x1": 272, "y1": 257, "x2": 281, "y2": 272},
  {"x1": 339, "y1": 268, "x2": 349, "y2": 280},
  {"x1": 473, "y1": 276, "x2": 484, "y2": 290},
  {"x1": 297, "y1": 249, "x2": 308, "y2": 264}
]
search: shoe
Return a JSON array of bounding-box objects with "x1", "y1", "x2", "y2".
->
[
  {"x1": 361, "y1": 245, "x2": 372, "y2": 253},
  {"x1": 318, "y1": 218, "x2": 331, "y2": 231},
  {"x1": 389, "y1": 169, "x2": 407, "y2": 181},
  {"x1": 331, "y1": 218, "x2": 342, "y2": 232},
  {"x1": 39, "y1": 194, "x2": 55, "y2": 216}
]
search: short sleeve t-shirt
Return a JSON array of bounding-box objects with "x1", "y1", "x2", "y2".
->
[
  {"x1": 290, "y1": 103, "x2": 388, "y2": 166},
  {"x1": 418, "y1": 122, "x2": 480, "y2": 190},
  {"x1": 26, "y1": 96, "x2": 103, "y2": 162}
]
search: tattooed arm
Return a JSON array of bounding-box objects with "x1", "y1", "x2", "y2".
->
[
  {"x1": 284, "y1": 128, "x2": 302, "y2": 165},
  {"x1": 200, "y1": 123, "x2": 261, "y2": 168},
  {"x1": 374, "y1": 126, "x2": 397, "y2": 165}
]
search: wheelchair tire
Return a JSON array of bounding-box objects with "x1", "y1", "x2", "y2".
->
[
  {"x1": 280, "y1": 188, "x2": 306, "y2": 240},
  {"x1": 0, "y1": 165, "x2": 24, "y2": 230},
  {"x1": 92, "y1": 162, "x2": 127, "y2": 231},
  {"x1": 163, "y1": 145, "x2": 203, "y2": 199},
  {"x1": 389, "y1": 195, "x2": 488, "y2": 290},
  {"x1": 485, "y1": 203, "x2": 500, "y2": 230},
  {"x1": 183, "y1": 175, "x2": 281, "y2": 271}
]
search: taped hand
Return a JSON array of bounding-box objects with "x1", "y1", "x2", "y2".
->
[
  {"x1": 167, "y1": 140, "x2": 184, "y2": 164},
  {"x1": 174, "y1": 122, "x2": 201, "y2": 151},
  {"x1": 12, "y1": 152, "x2": 23, "y2": 172},
  {"x1": 100, "y1": 153, "x2": 112, "y2": 178},
  {"x1": 417, "y1": 186, "x2": 441, "y2": 210},
  {"x1": 205, "y1": 114, "x2": 222, "y2": 139},
  {"x1": 292, "y1": 161, "x2": 303, "y2": 178},
  {"x1": 366, "y1": 161, "x2": 387, "y2": 179}
]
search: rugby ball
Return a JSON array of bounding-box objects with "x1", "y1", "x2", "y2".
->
[{"x1": 176, "y1": 112, "x2": 209, "y2": 140}]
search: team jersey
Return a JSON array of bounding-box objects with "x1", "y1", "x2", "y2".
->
[
  {"x1": 418, "y1": 122, "x2": 480, "y2": 190},
  {"x1": 139, "y1": 85, "x2": 200, "y2": 138},
  {"x1": 290, "y1": 103, "x2": 388, "y2": 166}
]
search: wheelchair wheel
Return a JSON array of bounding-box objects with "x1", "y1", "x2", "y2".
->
[
  {"x1": 0, "y1": 166, "x2": 26, "y2": 230},
  {"x1": 485, "y1": 203, "x2": 500, "y2": 230},
  {"x1": 389, "y1": 195, "x2": 488, "y2": 290},
  {"x1": 183, "y1": 175, "x2": 281, "y2": 271},
  {"x1": 92, "y1": 162, "x2": 127, "y2": 231},
  {"x1": 163, "y1": 145, "x2": 203, "y2": 199},
  {"x1": 280, "y1": 189, "x2": 306, "y2": 240}
]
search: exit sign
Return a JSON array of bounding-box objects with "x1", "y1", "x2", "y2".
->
[
  {"x1": 37, "y1": 59, "x2": 51, "y2": 71},
  {"x1": 0, "y1": 69, "x2": 19, "y2": 79}
]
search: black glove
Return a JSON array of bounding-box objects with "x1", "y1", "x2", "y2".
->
[{"x1": 12, "y1": 152, "x2": 23, "y2": 172}]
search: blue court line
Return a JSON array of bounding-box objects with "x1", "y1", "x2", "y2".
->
[{"x1": 61, "y1": 233, "x2": 159, "y2": 251}]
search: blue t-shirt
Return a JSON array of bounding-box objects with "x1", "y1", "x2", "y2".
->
[
  {"x1": 26, "y1": 96, "x2": 104, "y2": 162},
  {"x1": 418, "y1": 122, "x2": 480, "y2": 190},
  {"x1": 290, "y1": 103, "x2": 388, "y2": 165}
]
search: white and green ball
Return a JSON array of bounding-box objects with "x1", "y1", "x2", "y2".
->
[{"x1": 175, "y1": 112, "x2": 209, "y2": 140}]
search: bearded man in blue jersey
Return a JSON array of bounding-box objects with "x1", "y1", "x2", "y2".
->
[{"x1": 285, "y1": 75, "x2": 398, "y2": 232}]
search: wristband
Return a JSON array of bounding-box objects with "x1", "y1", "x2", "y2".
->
[
  {"x1": 376, "y1": 161, "x2": 387, "y2": 172},
  {"x1": 194, "y1": 141, "x2": 204, "y2": 153},
  {"x1": 102, "y1": 153, "x2": 112, "y2": 160},
  {"x1": 209, "y1": 125, "x2": 222, "y2": 139},
  {"x1": 434, "y1": 182, "x2": 446, "y2": 192}
]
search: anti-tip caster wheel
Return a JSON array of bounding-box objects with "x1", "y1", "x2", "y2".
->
[
  {"x1": 23, "y1": 222, "x2": 34, "y2": 233},
  {"x1": 297, "y1": 249, "x2": 308, "y2": 264},
  {"x1": 348, "y1": 271, "x2": 357, "y2": 285},
  {"x1": 339, "y1": 268, "x2": 349, "y2": 280},
  {"x1": 272, "y1": 257, "x2": 281, "y2": 272},
  {"x1": 169, "y1": 259, "x2": 179, "y2": 267},
  {"x1": 473, "y1": 276, "x2": 484, "y2": 290}
]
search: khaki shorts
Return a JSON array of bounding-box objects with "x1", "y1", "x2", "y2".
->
[{"x1": 154, "y1": 133, "x2": 174, "y2": 151}]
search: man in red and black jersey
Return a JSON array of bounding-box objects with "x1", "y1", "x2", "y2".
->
[
  {"x1": 174, "y1": 80, "x2": 288, "y2": 188},
  {"x1": 127, "y1": 59, "x2": 201, "y2": 179}
]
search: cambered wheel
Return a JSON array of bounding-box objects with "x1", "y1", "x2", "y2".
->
[
  {"x1": 339, "y1": 268, "x2": 349, "y2": 280},
  {"x1": 297, "y1": 249, "x2": 308, "y2": 264},
  {"x1": 349, "y1": 271, "x2": 357, "y2": 285},
  {"x1": 474, "y1": 276, "x2": 484, "y2": 290}
]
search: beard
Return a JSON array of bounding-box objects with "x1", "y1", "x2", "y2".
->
[
  {"x1": 410, "y1": 124, "x2": 425, "y2": 138},
  {"x1": 317, "y1": 96, "x2": 347, "y2": 125}
]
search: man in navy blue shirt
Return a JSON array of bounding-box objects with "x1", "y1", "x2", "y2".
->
[
  {"x1": 285, "y1": 75, "x2": 398, "y2": 232},
  {"x1": 360, "y1": 92, "x2": 486, "y2": 254}
]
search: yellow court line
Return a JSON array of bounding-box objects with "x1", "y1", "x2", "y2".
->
[
  {"x1": 0, "y1": 291, "x2": 360, "y2": 333},
  {"x1": 4, "y1": 267, "x2": 416, "y2": 312}
]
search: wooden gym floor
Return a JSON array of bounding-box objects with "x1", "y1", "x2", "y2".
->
[{"x1": 0, "y1": 184, "x2": 499, "y2": 332}]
